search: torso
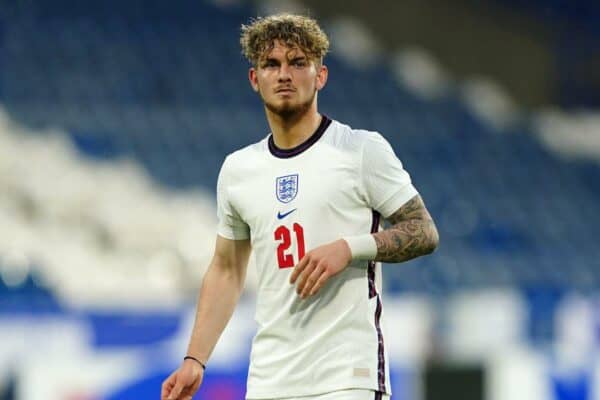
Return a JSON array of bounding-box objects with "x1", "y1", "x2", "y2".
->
[{"x1": 220, "y1": 117, "x2": 393, "y2": 398}]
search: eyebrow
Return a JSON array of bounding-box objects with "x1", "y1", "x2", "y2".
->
[
  {"x1": 261, "y1": 57, "x2": 279, "y2": 64},
  {"x1": 261, "y1": 56, "x2": 308, "y2": 65}
]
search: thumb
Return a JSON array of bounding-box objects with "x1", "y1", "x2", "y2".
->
[{"x1": 168, "y1": 381, "x2": 185, "y2": 400}]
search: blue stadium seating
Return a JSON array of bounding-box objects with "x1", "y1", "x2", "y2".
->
[{"x1": 0, "y1": 0, "x2": 598, "y2": 296}]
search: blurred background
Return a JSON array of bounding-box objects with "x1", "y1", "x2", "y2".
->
[{"x1": 0, "y1": 0, "x2": 599, "y2": 399}]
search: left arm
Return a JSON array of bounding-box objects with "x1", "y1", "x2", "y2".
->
[
  {"x1": 291, "y1": 195, "x2": 438, "y2": 298},
  {"x1": 291, "y1": 132, "x2": 439, "y2": 298},
  {"x1": 373, "y1": 194, "x2": 439, "y2": 263}
]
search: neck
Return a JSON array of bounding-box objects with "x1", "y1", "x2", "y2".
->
[{"x1": 266, "y1": 103, "x2": 322, "y2": 149}]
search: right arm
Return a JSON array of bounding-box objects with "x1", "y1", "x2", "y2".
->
[
  {"x1": 186, "y1": 235, "x2": 251, "y2": 363},
  {"x1": 161, "y1": 235, "x2": 251, "y2": 400}
]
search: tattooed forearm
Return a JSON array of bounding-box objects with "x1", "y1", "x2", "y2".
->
[{"x1": 373, "y1": 195, "x2": 439, "y2": 263}]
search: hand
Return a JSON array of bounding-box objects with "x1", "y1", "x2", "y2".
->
[
  {"x1": 161, "y1": 359, "x2": 204, "y2": 400},
  {"x1": 289, "y1": 239, "x2": 352, "y2": 298}
]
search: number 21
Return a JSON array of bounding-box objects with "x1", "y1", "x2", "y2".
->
[{"x1": 274, "y1": 223, "x2": 305, "y2": 268}]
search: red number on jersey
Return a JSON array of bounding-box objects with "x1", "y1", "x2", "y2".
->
[
  {"x1": 274, "y1": 225, "x2": 294, "y2": 268},
  {"x1": 274, "y1": 223, "x2": 306, "y2": 269},
  {"x1": 293, "y1": 223, "x2": 305, "y2": 261}
]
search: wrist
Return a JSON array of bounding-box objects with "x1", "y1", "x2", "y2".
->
[
  {"x1": 184, "y1": 356, "x2": 206, "y2": 370},
  {"x1": 342, "y1": 234, "x2": 377, "y2": 261}
]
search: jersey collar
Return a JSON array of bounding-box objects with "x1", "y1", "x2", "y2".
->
[{"x1": 268, "y1": 115, "x2": 332, "y2": 159}]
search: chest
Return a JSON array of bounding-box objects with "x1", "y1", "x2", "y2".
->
[{"x1": 229, "y1": 151, "x2": 364, "y2": 234}]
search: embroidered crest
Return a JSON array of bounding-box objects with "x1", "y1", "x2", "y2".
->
[{"x1": 276, "y1": 174, "x2": 299, "y2": 204}]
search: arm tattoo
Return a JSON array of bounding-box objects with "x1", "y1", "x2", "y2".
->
[{"x1": 373, "y1": 195, "x2": 439, "y2": 263}]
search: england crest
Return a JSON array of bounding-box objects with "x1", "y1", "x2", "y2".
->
[{"x1": 276, "y1": 174, "x2": 299, "y2": 204}]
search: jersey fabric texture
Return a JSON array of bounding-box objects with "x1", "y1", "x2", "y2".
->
[{"x1": 216, "y1": 116, "x2": 419, "y2": 399}]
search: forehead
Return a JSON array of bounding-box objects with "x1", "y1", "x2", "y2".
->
[{"x1": 263, "y1": 40, "x2": 308, "y2": 60}]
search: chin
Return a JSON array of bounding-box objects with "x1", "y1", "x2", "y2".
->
[
  {"x1": 266, "y1": 102, "x2": 302, "y2": 118},
  {"x1": 263, "y1": 91, "x2": 315, "y2": 120}
]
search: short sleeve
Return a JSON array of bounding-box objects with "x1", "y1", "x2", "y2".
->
[
  {"x1": 216, "y1": 157, "x2": 251, "y2": 240},
  {"x1": 361, "y1": 132, "x2": 419, "y2": 218}
]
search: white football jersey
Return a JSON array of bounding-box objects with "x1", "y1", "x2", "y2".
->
[{"x1": 216, "y1": 116, "x2": 419, "y2": 399}]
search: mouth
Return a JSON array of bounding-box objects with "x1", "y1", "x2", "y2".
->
[{"x1": 275, "y1": 87, "x2": 296, "y2": 94}]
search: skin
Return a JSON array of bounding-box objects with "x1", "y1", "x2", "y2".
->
[
  {"x1": 373, "y1": 195, "x2": 439, "y2": 263},
  {"x1": 161, "y1": 236, "x2": 251, "y2": 400},
  {"x1": 249, "y1": 40, "x2": 328, "y2": 150},
  {"x1": 290, "y1": 195, "x2": 439, "y2": 298},
  {"x1": 161, "y1": 39, "x2": 439, "y2": 400}
]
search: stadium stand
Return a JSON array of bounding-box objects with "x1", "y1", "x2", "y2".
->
[
  {"x1": 0, "y1": 2, "x2": 599, "y2": 399},
  {"x1": 0, "y1": 0, "x2": 598, "y2": 329}
]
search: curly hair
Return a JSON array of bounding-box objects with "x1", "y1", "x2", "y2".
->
[{"x1": 240, "y1": 13, "x2": 330, "y2": 66}]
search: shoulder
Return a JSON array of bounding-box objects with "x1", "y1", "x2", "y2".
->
[
  {"x1": 221, "y1": 136, "x2": 268, "y2": 176},
  {"x1": 325, "y1": 119, "x2": 388, "y2": 152},
  {"x1": 326, "y1": 119, "x2": 403, "y2": 174}
]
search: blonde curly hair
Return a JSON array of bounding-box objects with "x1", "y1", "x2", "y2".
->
[{"x1": 240, "y1": 13, "x2": 330, "y2": 66}]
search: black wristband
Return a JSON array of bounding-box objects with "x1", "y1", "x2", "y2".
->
[{"x1": 184, "y1": 356, "x2": 206, "y2": 370}]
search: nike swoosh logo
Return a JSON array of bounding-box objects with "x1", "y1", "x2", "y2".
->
[{"x1": 277, "y1": 209, "x2": 297, "y2": 220}]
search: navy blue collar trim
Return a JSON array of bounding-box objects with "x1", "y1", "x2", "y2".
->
[{"x1": 268, "y1": 115, "x2": 332, "y2": 159}]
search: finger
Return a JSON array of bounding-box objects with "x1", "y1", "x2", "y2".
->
[
  {"x1": 309, "y1": 270, "x2": 331, "y2": 296},
  {"x1": 180, "y1": 384, "x2": 198, "y2": 399},
  {"x1": 290, "y1": 253, "x2": 310, "y2": 284},
  {"x1": 161, "y1": 373, "x2": 176, "y2": 399},
  {"x1": 296, "y1": 259, "x2": 317, "y2": 295},
  {"x1": 301, "y1": 263, "x2": 324, "y2": 298},
  {"x1": 161, "y1": 383, "x2": 172, "y2": 400},
  {"x1": 161, "y1": 381, "x2": 169, "y2": 399},
  {"x1": 167, "y1": 382, "x2": 184, "y2": 400}
]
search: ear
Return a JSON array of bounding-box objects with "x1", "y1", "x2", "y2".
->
[
  {"x1": 315, "y1": 64, "x2": 328, "y2": 91},
  {"x1": 249, "y1": 67, "x2": 259, "y2": 92}
]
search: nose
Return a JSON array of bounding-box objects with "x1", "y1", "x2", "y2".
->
[{"x1": 278, "y1": 63, "x2": 292, "y2": 82}]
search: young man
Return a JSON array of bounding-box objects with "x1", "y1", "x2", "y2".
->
[{"x1": 161, "y1": 13, "x2": 439, "y2": 400}]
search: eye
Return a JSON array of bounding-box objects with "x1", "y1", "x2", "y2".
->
[
  {"x1": 262, "y1": 60, "x2": 278, "y2": 68},
  {"x1": 293, "y1": 59, "x2": 307, "y2": 67}
]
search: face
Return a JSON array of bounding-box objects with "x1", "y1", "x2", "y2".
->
[{"x1": 249, "y1": 40, "x2": 328, "y2": 120}]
